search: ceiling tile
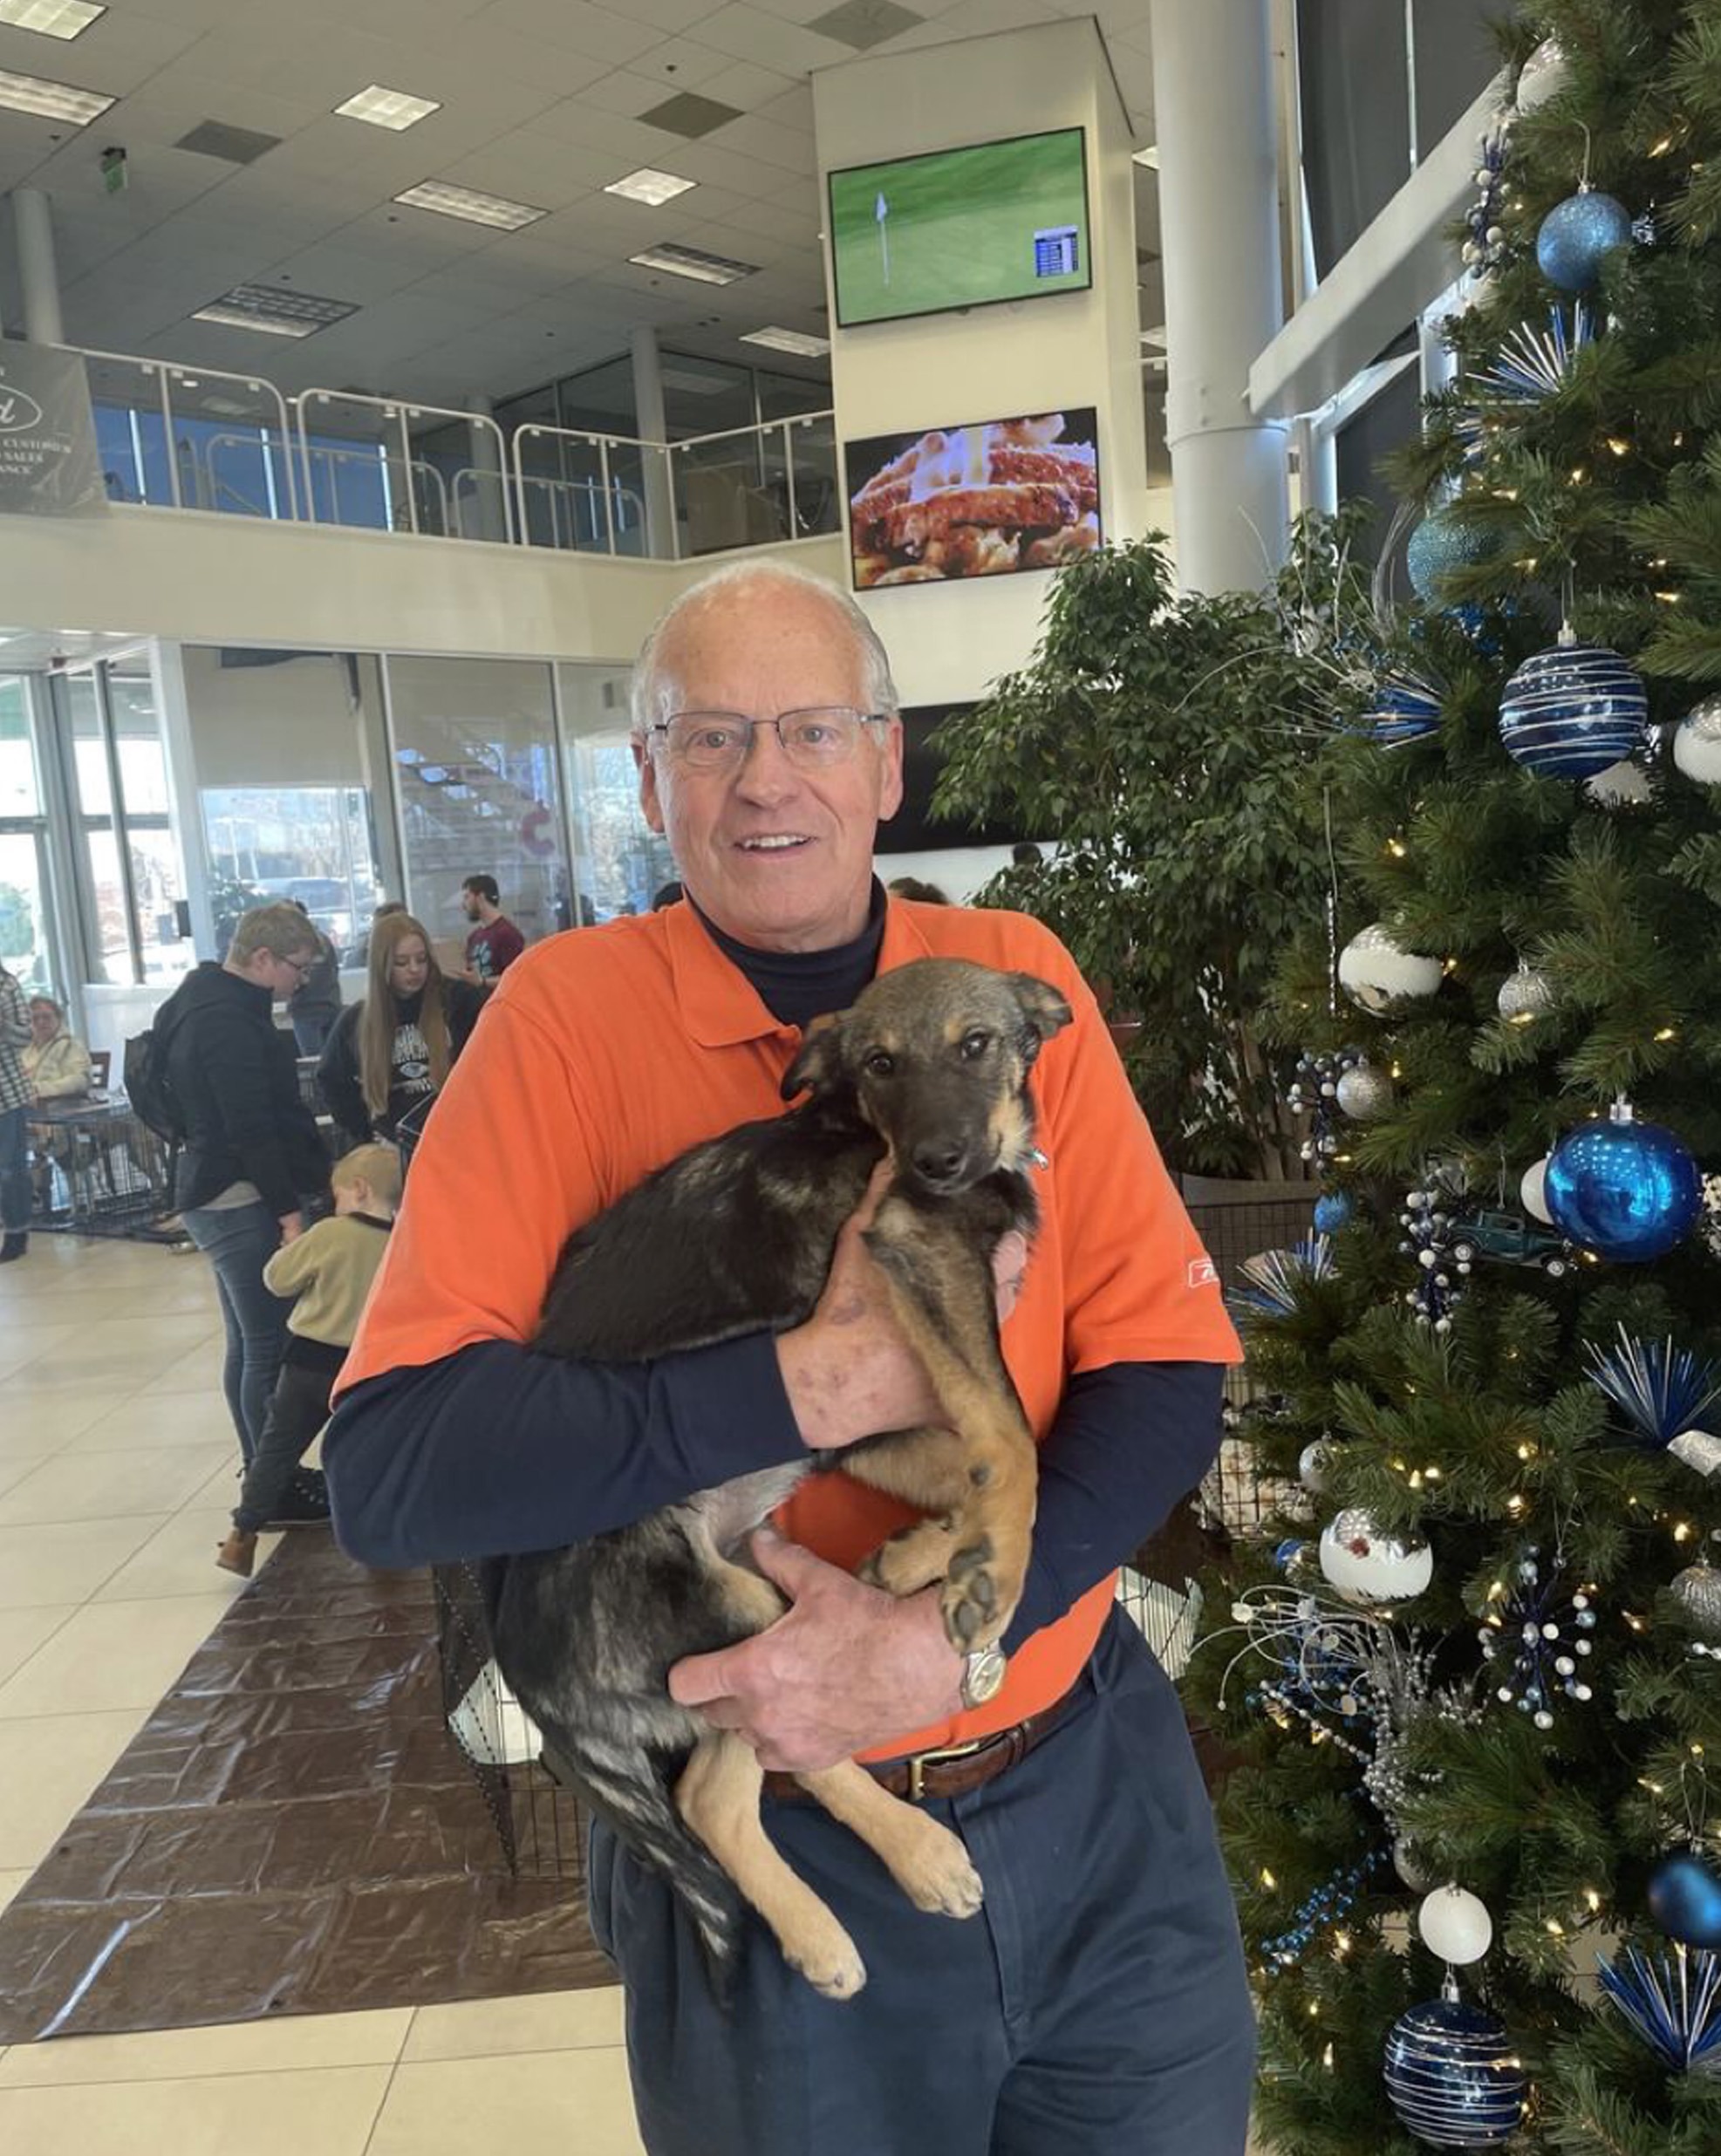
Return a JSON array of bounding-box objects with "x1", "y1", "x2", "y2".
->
[
  {"x1": 803, "y1": 0, "x2": 924, "y2": 52},
  {"x1": 420, "y1": 19, "x2": 625, "y2": 98},
  {"x1": 699, "y1": 58, "x2": 800, "y2": 112},
  {"x1": 691, "y1": 3, "x2": 848, "y2": 72},
  {"x1": 707, "y1": 113, "x2": 815, "y2": 174},
  {"x1": 754, "y1": 84, "x2": 816, "y2": 131},
  {"x1": 636, "y1": 89, "x2": 743, "y2": 137},
  {"x1": 476, "y1": 0, "x2": 666, "y2": 67},
  {"x1": 0, "y1": 10, "x2": 201, "y2": 92}
]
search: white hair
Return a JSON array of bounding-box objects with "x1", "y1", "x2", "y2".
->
[{"x1": 629, "y1": 558, "x2": 900, "y2": 740}]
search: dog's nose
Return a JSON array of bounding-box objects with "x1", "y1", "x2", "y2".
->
[{"x1": 912, "y1": 1138, "x2": 967, "y2": 1186}]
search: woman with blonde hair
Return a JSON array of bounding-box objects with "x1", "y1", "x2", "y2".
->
[{"x1": 316, "y1": 911, "x2": 485, "y2": 1150}]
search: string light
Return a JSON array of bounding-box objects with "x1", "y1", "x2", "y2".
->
[
  {"x1": 1608, "y1": 437, "x2": 1631, "y2": 456},
  {"x1": 1261, "y1": 1867, "x2": 1278, "y2": 1888},
  {"x1": 1585, "y1": 1888, "x2": 1603, "y2": 1913}
]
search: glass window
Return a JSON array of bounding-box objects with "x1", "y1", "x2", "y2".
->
[
  {"x1": 385, "y1": 656, "x2": 571, "y2": 961},
  {"x1": 659, "y1": 354, "x2": 753, "y2": 441},
  {"x1": 556, "y1": 356, "x2": 637, "y2": 438},
  {"x1": 201, "y1": 787, "x2": 379, "y2": 959},
  {"x1": 557, "y1": 661, "x2": 675, "y2": 923},
  {"x1": 756, "y1": 367, "x2": 830, "y2": 421},
  {"x1": 0, "y1": 828, "x2": 52, "y2": 992}
]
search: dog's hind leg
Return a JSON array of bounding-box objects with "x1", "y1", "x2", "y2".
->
[
  {"x1": 675, "y1": 1730, "x2": 867, "y2": 2001},
  {"x1": 794, "y1": 1760, "x2": 984, "y2": 1921}
]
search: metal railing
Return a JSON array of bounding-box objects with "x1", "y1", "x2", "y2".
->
[{"x1": 65, "y1": 342, "x2": 837, "y2": 565}]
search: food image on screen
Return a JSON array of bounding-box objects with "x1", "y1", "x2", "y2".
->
[
  {"x1": 828, "y1": 128, "x2": 1090, "y2": 329},
  {"x1": 847, "y1": 410, "x2": 1101, "y2": 589}
]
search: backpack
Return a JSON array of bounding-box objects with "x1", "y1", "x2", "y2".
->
[{"x1": 123, "y1": 1023, "x2": 186, "y2": 1144}]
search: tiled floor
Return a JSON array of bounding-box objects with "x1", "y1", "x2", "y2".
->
[{"x1": 0, "y1": 1234, "x2": 645, "y2": 2156}]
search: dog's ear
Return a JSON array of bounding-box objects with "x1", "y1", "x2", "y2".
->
[
  {"x1": 782, "y1": 1012, "x2": 845, "y2": 1101},
  {"x1": 1009, "y1": 973, "x2": 1074, "y2": 1053}
]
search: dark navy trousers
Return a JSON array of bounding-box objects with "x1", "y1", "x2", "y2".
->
[{"x1": 586, "y1": 1610, "x2": 1256, "y2": 2155}]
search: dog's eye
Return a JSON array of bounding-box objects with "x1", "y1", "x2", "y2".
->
[
  {"x1": 960, "y1": 1030, "x2": 992, "y2": 1061},
  {"x1": 864, "y1": 1050, "x2": 896, "y2": 1078}
]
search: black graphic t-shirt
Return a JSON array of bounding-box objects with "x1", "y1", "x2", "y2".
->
[{"x1": 386, "y1": 993, "x2": 437, "y2": 1130}]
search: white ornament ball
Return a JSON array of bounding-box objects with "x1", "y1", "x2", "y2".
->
[
  {"x1": 1586, "y1": 757, "x2": 1651, "y2": 808},
  {"x1": 1672, "y1": 1562, "x2": 1721, "y2": 1641},
  {"x1": 1673, "y1": 699, "x2": 1721, "y2": 788},
  {"x1": 1338, "y1": 924, "x2": 1444, "y2": 1016},
  {"x1": 1318, "y1": 1507, "x2": 1435, "y2": 1606},
  {"x1": 1497, "y1": 964, "x2": 1554, "y2": 1025},
  {"x1": 1299, "y1": 1439, "x2": 1335, "y2": 1496},
  {"x1": 1417, "y1": 1884, "x2": 1495, "y2": 1966},
  {"x1": 1521, "y1": 1156, "x2": 1554, "y2": 1225}
]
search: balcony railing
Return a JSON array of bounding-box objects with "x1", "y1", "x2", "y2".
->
[{"x1": 74, "y1": 344, "x2": 840, "y2": 563}]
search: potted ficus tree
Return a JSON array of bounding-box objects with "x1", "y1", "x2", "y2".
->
[{"x1": 931, "y1": 515, "x2": 1376, "y2": 1183}]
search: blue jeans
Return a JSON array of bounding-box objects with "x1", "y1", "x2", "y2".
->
[
  {"x1": 0, "y1": 1105, "x2": 28, "y2": 1233},
  {"x1": 587, "y1": 1611, "x2": 1256, "y2": 2156},
  {"x1": 181, "y1": 1200, "x2": 288, "y2": 1463}
]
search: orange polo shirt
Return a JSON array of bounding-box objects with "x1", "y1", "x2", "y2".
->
[{"x1": 338, "y1": 897, "x2": 1240, "y2": 1757}]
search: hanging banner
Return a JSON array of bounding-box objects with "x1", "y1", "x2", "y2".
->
[{"x1": 0, "y1": 345, "x2": 105, "y2": 517}]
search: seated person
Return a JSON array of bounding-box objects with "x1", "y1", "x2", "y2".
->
[{"x1": 23, "y1": 997, "x2": 90, "y2": 1102}]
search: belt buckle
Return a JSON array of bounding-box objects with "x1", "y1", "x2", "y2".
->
[{"x1": 905, "y1": 1731, "x2": 989, "y2": 1801}]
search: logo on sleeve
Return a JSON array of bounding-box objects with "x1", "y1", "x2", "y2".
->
[{"x1": 1186, "y1": 1257, "x2": 1219, "y2": 1290}]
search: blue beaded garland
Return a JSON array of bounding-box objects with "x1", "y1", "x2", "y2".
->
[
  {"x1": 1544, "y1": 1109, "x2": 1701, "y2": 1263},
  {"x1": 1647, "y1": 1851, "x2": 1721, "y2": 1949},
  {"x1": 1536, "y1": 188, "x2": 1634, "y2": 292},
  {"x1": 1498, "y1": 640, "x2": 1648, "y2": 779},
  {"x1": 1384, "y1": 1996, "x2": 1528, "y2": 2147}
]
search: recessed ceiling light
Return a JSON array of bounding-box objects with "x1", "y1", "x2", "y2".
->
[
  {"x1": 604, "y1": 167, "x2": 697, "y2": 207},
  {"x1": 394, "y1": 179, "x2": 545, "y2": 229},
  {"x1": 628, "y1": 241, "x2": 758, "y2": 286},
  {"x1": 740, "y1": 326, "x2": 830, "y2": 358},
  {"x1": 335, "y1": 84, "x2": 440, "y2": 131},
  {"x1": 191, "y1": 283, "x2": 359, "y2": 338},
  {"x1": 0, "y1": 1, "x2": 104, "y2": 38},
  {"x1": 0, "y1": 64, "x2": 113, "y2": 122},
  {"x1": 1132, "y1": 145, "x2": 1159, "y2": 170}
]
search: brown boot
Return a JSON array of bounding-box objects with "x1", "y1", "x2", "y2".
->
[{"x1": 215, "y1": 1527, "x2": 257, "y2": 1578}]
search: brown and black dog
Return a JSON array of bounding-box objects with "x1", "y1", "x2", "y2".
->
[{"x1": 489, "y1": 957, "x2": 1070, "y2": 1999}]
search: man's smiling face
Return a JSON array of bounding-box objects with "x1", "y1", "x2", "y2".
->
[{"x1": 636, "y1": 579, "x2": 903, "y2": 954}]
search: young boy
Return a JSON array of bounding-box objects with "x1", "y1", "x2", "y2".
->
[{"x1": 217, "y1": 1142, "x2": 400, "y2": 1578}]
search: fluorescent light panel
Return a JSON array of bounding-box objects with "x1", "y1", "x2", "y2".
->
[
  {"x1": 740, "y1": 326, "x2": 830, "y2": 358},
  {"x1": 605, "y1": 167, "x2": 697, "y2": 207},
  {"x1": 0, "y1": 0, "x2": 104, "y2": 37},
  {"x1": 629, "y1": 241, "x2": 758, "y2": 285},
  {"x1": 335, "y1": 83, "x2": 440, "y2": 130},
  {"x1": 191, "y1": 283, "x2": 359, "y2": 338},
  {"x1": 0, "y1": 63, "x2": 113, "y2": 121},
  {"x1": 394, "y1": 179, "x2": 544, "y2": 229}
]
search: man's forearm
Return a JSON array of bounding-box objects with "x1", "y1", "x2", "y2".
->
[
  {"x1": 1001, "y1": 1361, "x2": 1226, "y2": 1654},
  {"x1": 323, "y1": 1333, "x2": 807, "y2": 1569}
]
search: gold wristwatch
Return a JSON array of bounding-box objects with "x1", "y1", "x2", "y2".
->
[{"x1": 960, "y1": 1643, "x2": 1007, "y2": 1708}]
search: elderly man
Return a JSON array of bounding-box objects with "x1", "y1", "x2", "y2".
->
[{"x1": 325, "y1": 560, "x2": 1254, "y2": 2155}]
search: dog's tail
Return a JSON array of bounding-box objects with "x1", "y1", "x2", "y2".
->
[{"x1": 545, "y1": 1731, "x2": 750, "y2": 1999}]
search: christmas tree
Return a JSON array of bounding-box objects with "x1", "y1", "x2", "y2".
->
[{"x1": 1182, "y1": 7, "x2": 1721, "y2": 2151}]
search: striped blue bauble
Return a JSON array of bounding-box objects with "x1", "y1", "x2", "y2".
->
[
  {"x1": 1384, "y1": 1996, "x2": 1528, "y2": 2147},
  {"x1": 1498, "y1": 639, "x2": 1648, "y2": 779}
]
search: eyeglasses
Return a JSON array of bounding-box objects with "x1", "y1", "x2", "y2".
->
[
  {"x1": 650, "y1": 706, "x2": 889, "y2": 775},
  {"x1": 277, "y1": 954, "x2": 313, "y2": 979}
]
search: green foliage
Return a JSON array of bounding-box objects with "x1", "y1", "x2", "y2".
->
[
  {"x1": 1199, "y1": 10, "x2": 1721, "y2": 2151},
  {"x1": 931, "y1": 515, "x2": 1374, "y2": 1174},
  {"x1": 0, "y1": 880, "x2": 32, "y2": 962}
]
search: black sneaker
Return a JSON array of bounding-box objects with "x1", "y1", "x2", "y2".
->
[{"x1": 265, "y1": 1468, "x2": 331, "y2": 1528}]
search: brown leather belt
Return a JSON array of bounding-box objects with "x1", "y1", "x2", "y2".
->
[{"x1": 762, "y1": 1685, "x2": 1078, "y2": 1805}]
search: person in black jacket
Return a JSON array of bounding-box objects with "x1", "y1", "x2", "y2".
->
[
  {"x1": 316, "y1": 911, "x2": 485, "y2": 1152},
  {"x1": 155, "y1": 904, "x2": 331, "y2": 1491}
]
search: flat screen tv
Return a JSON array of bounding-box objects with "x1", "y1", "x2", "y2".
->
[
  {"x1": 881, "y1": 704, "x2": 1028, "y2": 856},
  {"x1": 847, "y1": 407, "x2": 1101, "y2": 588},
  {"x1": 827, "y1": 126, "x2": 1090, "y2": 329}
]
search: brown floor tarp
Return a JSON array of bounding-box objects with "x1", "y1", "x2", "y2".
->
[{"x1": 0, "y1": 1534, "x2": 611, "y2": 2044}]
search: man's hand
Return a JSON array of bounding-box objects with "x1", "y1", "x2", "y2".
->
[
  {"x1": 668, "y1": 1525, "x2": 965, "y2": 1772},
  {"x1": 279, "y1": 1211, "x2": 304, "y2": 1244},
  {"x1": 775, "y1": 1159, "x2": 1028, "y2": 1452}
]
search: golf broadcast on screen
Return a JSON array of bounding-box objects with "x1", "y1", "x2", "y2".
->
[{"x1": 827, "y1": 127, "x2": 1091, "y2": 330}]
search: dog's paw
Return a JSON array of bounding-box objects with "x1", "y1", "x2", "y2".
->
[
  {"x1": 858, "y1": 1518, "x2": 956, "y2": 1599},
  {"x1": 787, "y1": 1920, "x2": 867, "y2": 2001},
  {"x1": 939, "y1": 1536, "x2": 1003, "y2": 1649},
  {"x1": 895, "y1": 1825, "x2": 985, "y2": 1921}
]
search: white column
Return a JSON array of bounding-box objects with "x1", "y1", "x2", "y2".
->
[
  {"x1": 629, "y1": 324, "x2": 676, "y2": 559},
  {"x1": 462, "y1": 392, "x2": 508, "y2": 542},
  {"x1": 14, "y1": 188, "x2": 65, "y2": 345},
  {"x1": 1149, "y1": 0, "x2": 1290, "y2": 593}
]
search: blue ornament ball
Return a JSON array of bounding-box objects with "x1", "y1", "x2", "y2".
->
[
  {"x1": 1272, "y1": 1538, "x2": 1310, "y2": 1576},
  {"x1": 1647, "y1": 1851, "x2": 1721, "y2": 1948},
  {"x1": 1537, "y1": 188, "x2": 1634, "y2": 291},
  {"x1": 1384, "y1": 1996, "x2": 1528, "y2": 2147},
  {"x1": 1314, "y1": 1192, "x2": 1353, "y2": 1234},
  {"x1": 1499, "y1": 641, "x2": 1649, "y2": 779},
  {"x1": 1366, "y1": 675, "x2": 1443, "y2": 748},
  {"x1": 1406, "y1": 510, "x2": 1504, "y2": 604},
  {"x1": 1543, "y1": 1107, "x2": 1701, "y2": 1263}
]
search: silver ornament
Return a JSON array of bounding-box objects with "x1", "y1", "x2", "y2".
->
[
  {"x1": 1587, "y1": 756, "x2": 1651, "y2": 808},
  {"x1": 1336, "y1": 1063, "x2": 1394, "y2": 1122},
  {"x1": 1394, "y1": 1839, "x2": 1440, "y2": 1893},
  {"x1": 1337, "y1": 924, "x2": 1444, "y2": 1015},
  {"x1": 1299, "y1": 1439, "x2": 1335, "y2": 1496},
  {"x1": 1497, "y1": 963, "x2": 1554, "y2": 1026},
  {"x1": 1673, "y1": 698, "x2": 1721, "y2": 788},
  {"x1": 1672, "y1": 1563, "x2": 1721, "y2": 1641},
  {"x1": 1319, "y1": 1508, "x2": 1435, "y2": 1606}
]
